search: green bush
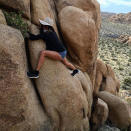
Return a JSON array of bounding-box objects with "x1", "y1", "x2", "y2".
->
[
  {"x1": 123, "y1": 77, "x2": 131, "y2": 87},
  {"x1": 3, "y1": 10, "x2": 29, "y2": 37}
]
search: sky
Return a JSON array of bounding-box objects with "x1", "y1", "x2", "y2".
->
[{"x1": 97, "y1": 0, "x2": 131, "y2": 13}]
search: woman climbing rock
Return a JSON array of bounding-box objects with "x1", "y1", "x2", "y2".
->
[{"x1": 27, "y1": 17, "x2": 79, "y2": 78}]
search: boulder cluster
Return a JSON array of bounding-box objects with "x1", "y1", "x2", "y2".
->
[
  {"x1": 109, "y1": 12, "x2": 131, "y2": 24},
  {"x1": 0, "y1": 0, "x2": 130, "y2": 131},
  {"x1": 116, "y1": 35, "x2": 131, "y2": 46}
]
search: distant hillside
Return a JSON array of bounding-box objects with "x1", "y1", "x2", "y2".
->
[
  {"x1": 101, "y1": 12, "x2": 116, "y2": 19},
  {"x1": 109, "y1": 12, "x2": 131, "y2": 24}
]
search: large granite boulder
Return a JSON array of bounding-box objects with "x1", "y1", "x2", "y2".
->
[
  {"x1": 56, "y1": 0, "x2": 101, "y2": 30},
  {"x1": 0, "y1": 0, "x2": 30, "y2": 19},
  {"x1": 94, "y1": 59, "x2": 120, "y2": 95},
  {"x1": 59, "y1": 6, "x2": 98, "y2": 87},
  {"x1": 97, "y1": 91, "x2": 131, "y2": 129},
  {"x1": 28, "y1": 24, "x2": 93, "y2": 130},
  {"x1": 0, "y1": 24, "x2": 51, "y2": 130},
  {"x1": 0, "y1": 10, "x2": 6, "y2": 25}
]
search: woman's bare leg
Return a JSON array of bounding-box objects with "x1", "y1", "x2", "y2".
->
[
  {"x1": 62, "y1": 58, "x2": 76, "y2": 70},
  {"x1": 36, "y1": 50, "x2": 63, "y2": 71},
  {"x1": 36, "y1": 50, "x2": 76, "y2": 71}
]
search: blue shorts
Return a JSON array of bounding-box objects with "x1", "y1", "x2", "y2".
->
[{"x1": 59, "y1": 50, "x2": 67, "y2": 59}]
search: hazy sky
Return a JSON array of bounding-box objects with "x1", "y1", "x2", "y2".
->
[{"x1": 97, "y1": 0, "x2": 131, "y2": 13}]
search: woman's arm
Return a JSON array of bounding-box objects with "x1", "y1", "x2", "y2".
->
[{"x1": 29, "y1": 32, "x2": 43, "y2": 40}]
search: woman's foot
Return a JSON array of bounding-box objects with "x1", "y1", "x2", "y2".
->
[
  {"x1": 71, "y1": 69, "x2": 79, "y2": 76},
  {"x1": 27, "y1": 70, "x2": 39, "y2": 78}
]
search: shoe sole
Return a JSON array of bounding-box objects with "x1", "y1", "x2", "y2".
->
[
  {"x1": 71, "y1": 70, "x2": 80, "y2": 76},
  {"x1": 28, "y1": 76, "x2": 39, "y2": 79}
]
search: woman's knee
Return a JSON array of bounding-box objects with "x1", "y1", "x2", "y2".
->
[
  {"x1": 40, "y1": 50, "x2": 46, "y2": 56},
  {"x1": 62, "y1": 58, "x2": 68, "y2": 64}
]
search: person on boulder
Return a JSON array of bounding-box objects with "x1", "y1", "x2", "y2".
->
[{"x1": 27, "y1": 17, "x2": 79, "y2": 78}]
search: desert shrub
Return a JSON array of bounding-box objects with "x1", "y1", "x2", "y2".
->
[
  {"x1": 122, "y1": 77, "x2": 131, "y2": 89},
  {"x1": 3, "y1": 10, "x2": 29, "y2": 37}
]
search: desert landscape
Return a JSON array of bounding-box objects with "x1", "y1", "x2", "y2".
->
[{"x1": 99, "y1": 12, "x2": 131, "y2": 105}]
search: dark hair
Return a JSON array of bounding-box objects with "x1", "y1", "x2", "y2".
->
[
  {"x1": 40, "y1": 25, "x2": 54, "y2": 33},
  {"x1": 48, "y1": 26, "x2": 55, "y2": 32},
  {"x1": 40, "y1": 26, "x2": 43, "y2": 34}
]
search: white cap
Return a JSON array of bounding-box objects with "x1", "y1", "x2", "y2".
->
[{"x1": 39, "y1": 17, "x2": 54, "y2": 27}]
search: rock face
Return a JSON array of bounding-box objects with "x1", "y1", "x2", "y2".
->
[
  {"x1": 94, "y1": 60, "x2": 120, "y2": 95},
  {"x1": 0, "y1": 24, "x2": 50, "y2": 130},
  {"x1": 55, "y1": 0, "x2": 101, "y2": 88},
  {"x1": 97, "y1": 91, "x2": 131, "y2": 129},
  {"x1": 30, "y1": 0, "x2": 58, "y2": 31},
  {"x1": 0, "y1": 10, "x2": 6, "y2": 24},
  {"x1": 91, "y1": 98, "x2": 109, "y2": 131},
  {"x1": 0, "y1": 0, "x2": 30, "y2": 19},
  {"x1": 1, "y1": 0, "x2": 130, "y2": 130},
  {"x1": 28, "y1": 24, "x2": 93, "y2": 130},
  {"x1": 56, "y1": 0, "x2": 101, "y2": 87},
  {"x1": 59, "y1": 6, "x2": 98, "y2": 87}
]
